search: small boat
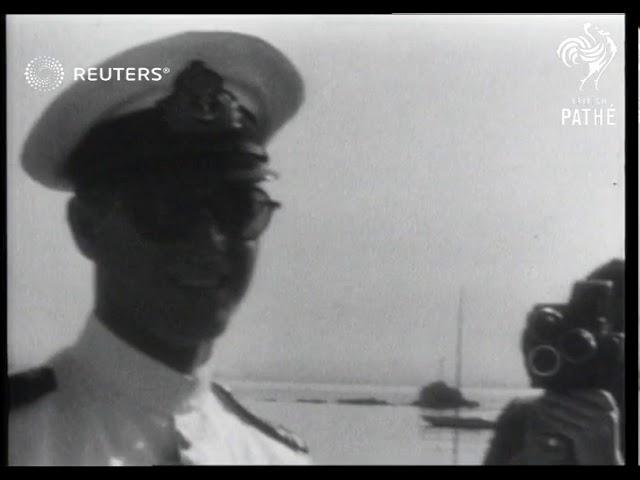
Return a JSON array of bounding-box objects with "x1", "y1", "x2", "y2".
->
[
  {"x1": 412, "y1": 381, "x2": 479, "y2": 409},
  {"x1": 296, "y1": 398, "x2": 327, "y2": 404},
  {"x1": 422, "y1": 414, "x2": 495, "y2": 430},
  {"x1": 336, "y1": 397, "x2": 390, "y2": 406}
]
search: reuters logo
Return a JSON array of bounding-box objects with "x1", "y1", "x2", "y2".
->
[{"x1": 24, "y1": 56, "x2": 65, "y2": 92}]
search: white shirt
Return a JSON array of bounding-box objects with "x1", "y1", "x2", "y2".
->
[{"x1": 9, "y1": 316, "x2": 312, "y2": 466}]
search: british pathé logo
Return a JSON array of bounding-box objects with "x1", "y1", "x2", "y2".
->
[
  {"x1": 24, "y1": 56, "x2": 65, "y2": 92},
  {"x1": 556, "y1": 23, "x2": 618, "y2": 127},
  {"x1": 560, "y1": 97, "x2": 616, "y2": 127},
  {"x1": 557, "y1": 23, "x2": 617, "y2": 92}
]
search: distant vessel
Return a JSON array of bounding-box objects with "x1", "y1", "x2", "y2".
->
[
  {"x1": 296, "y1": 398, "x2": 328, "y2": 404},
  {"x1": 337, "y1": 397, "x2": 390, "y2": 406},
  {"x1": 413, "y1": 380, "x2": 479, "y2": 409},
  {"x1": 417, "y1": 288, "x2": 485, "y2": 463},
  {"x1": 415, "y1": 289, "x2": 479, "y2": 409},
  {"x1": 422, "y1": 414, "x2": 495, "y2": 430}
]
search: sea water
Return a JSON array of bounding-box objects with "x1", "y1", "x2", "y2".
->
[{"x1": 224, "y1": 381, "x2": 540, "y2": 465}]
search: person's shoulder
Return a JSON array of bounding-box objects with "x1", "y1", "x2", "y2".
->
[
  {"x1": 210, "y1": 382, "x2": 310, "y2": 456},
  {"x1": 483, "y1": 395, "x2": 540, "y2": 465},
  {"x1": 493, "y1": 394, "x2": 543, "y2": 435},
  {"x1": 498, "y1": 395, "x2": 538, "y2": 422}
]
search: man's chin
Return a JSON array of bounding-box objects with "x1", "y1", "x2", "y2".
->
[{"x1": 164, "y1": 314, "x2": 231, "y2": 346}]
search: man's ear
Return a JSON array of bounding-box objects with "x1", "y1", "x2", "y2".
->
[{"x1": 67, "y1": 197, "x2": 101, "y2": 260}]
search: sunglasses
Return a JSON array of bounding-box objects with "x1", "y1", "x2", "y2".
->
[{"x1": 120, "y1": 185, "x2": 281, "y2": 243}]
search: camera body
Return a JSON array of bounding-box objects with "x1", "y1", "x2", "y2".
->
[{"x1": 522, "y1": 279, "x2": 624, "y2": 392}]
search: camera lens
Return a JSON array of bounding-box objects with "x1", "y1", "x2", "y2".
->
[
  {"x1": 528, "y1": 307, "x2": 565, "y2": 341},
  {"x1": 527, "y1": 345, "x2": 561, "y2": 377},
  {"x1": 560, "y1": 328, "x2": 597, "y2": 364},
  {"x1": 600, "y1": 332, "x2": 624, "y2": 365}
]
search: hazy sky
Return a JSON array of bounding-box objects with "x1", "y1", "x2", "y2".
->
[{"x1": 7, "y1": 15, "x2": 625, "y2": 387}]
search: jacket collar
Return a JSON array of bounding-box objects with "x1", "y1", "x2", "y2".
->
[{"x1": 71, "y1": 314, "x2": 202, "y2": 415}]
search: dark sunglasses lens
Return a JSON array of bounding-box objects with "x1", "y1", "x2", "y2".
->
[
  {"x1": 124, "y1": 192, "x2": 193, "y2": 242},
  {"x1": 125, "y1": 187, "x2": 279, "y2": 242},
  {"x1": 241, "y1": 202, "x2": 278, "y2": 240}
]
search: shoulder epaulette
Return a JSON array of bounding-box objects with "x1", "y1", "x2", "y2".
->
[
  {"x1": 211, "y1": 382, "x2": 309, "y2": 454},
  {"x1": 9, "y1": 366, "x2": 57, "y2": 410}
]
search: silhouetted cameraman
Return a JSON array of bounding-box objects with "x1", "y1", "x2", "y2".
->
[{"x1": 484, "y1": 259, "x2": 625, "y2": 465}]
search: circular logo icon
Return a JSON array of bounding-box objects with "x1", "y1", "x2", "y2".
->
[{"x1": 24, "y1": 56, "x2": 64, "y2": 92}]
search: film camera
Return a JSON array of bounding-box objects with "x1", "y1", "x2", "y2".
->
[{"x1": 522, "y1": 279, "x2": 624, "y2": 391}]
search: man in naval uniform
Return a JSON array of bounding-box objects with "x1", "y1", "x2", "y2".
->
[{"x1": 9, "y1": 31, "x2": 311, "y2": 466}]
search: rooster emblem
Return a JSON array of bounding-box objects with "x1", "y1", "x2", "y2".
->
[{"x1": 557, "y1": 23, "x2": 617, "y2": 91}]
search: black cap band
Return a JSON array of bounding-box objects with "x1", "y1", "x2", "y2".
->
[{"x1": 63, "y1": 61, "x2": 269, "y2": 191}]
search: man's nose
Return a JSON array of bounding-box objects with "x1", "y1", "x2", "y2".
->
[
  {"x1": 207, "y1": 224, "x2": 229, "y2": 252},
  {"x1": 187, "y1": 221, "x2": 230, "y2": 255}
]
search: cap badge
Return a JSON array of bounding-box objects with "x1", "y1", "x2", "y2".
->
[{"x1": 160, "y1": 60, "x2": 250, "y2": 134}]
